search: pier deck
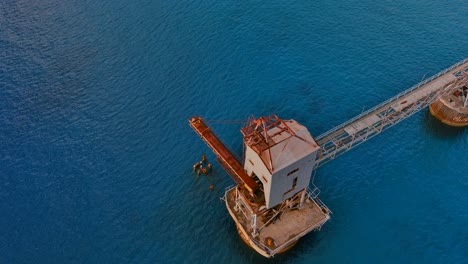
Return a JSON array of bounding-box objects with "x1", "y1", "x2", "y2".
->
[
  {"x1": 314, "y1": 59, "x2": 468, "y2": 168},
  {"x1": 224, "y1": 186, "x2": 329, "y2": 257}
]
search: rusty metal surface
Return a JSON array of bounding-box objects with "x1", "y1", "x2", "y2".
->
[
  {"x1": 430, "y1": 100, "x2": 468, "y2": 127},
  {"x1": 241, "y1": 115, "x2": 319, "y2": 173},
  {"x1": 189, "y1": 116, "x2": 258, "y2": 193}
]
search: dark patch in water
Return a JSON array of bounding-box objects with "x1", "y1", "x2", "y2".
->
[{"x1": 422, "y1": 110, "x2": 466, "y2": 140}]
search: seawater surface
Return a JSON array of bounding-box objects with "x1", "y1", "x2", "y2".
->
[{"x1": 0, "y1": 1, "x2": 467, "y2": 263}]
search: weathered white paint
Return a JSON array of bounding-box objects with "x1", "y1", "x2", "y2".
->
[{"x1": 244, "y1": 119, "x2": 319, "y2": 208}]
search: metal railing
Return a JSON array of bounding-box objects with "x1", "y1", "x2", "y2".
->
[
  {"x1": 316, "y1": 58, "x2": 468, "y2": 141},
  {"x1": 221, "y1": 185, "x2": 236, "y2": 201},
  {"x1": 307, "y1": 186, "x2": 331, "y2": 214},
  {"x1": 313, "y1": 78, "x2": 462, "y2": 169}
]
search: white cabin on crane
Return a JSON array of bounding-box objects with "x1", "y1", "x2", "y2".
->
[
  {"x1": 241, "y1": 115, "x2": 320, "y2": 209},
  {"x1": 189, "y1": 59, "x2": 468, "y2": 258}
]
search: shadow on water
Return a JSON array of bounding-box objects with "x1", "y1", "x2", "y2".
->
[{"x1": 422, "y1": 110, "x2": 466, "y2": 140}]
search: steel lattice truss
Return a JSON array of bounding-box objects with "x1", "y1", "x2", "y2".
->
[{"x1": 314, "y1": 59, "x2": 468, "y2": 170}]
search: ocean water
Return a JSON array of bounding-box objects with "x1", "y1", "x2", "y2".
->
[{"x1": 0, "y1": 0, "x2": 467, "y2": 263}]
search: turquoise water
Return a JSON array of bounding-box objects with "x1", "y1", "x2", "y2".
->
[{"x1": 1, "y1": 1, "x2": 467, "y2": 263}]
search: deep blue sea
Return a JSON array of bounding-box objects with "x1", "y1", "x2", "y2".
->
[{"x1": 1, "y1": 1, "x2": 467, "y2": 263}]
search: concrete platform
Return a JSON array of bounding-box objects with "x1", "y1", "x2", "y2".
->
[
  {"x1": 429, "y1": 98, "x2": 468, "y2": 127},
  {"x1": 224, "y1": 187, "x2": 329, "y2": 257}
]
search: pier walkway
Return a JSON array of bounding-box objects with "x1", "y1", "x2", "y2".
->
[{"x1": 314, "y1": 59, "x2": 468, "y2": 169}]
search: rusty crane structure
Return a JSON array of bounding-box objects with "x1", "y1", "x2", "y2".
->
[{"x1": 188, "y1": 58, "x2": 468, "y2": 257}]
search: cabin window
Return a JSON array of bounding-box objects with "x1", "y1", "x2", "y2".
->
[
  {"x1": 249, "y1": 159, "x2": 254, "y2": 166},
  {"x1": 283, "y1": 177, "x2": 298, "y2": 196},
  {"x1": 262, "y1": 176, "x2": 268, "y2": 183},
  {"x1": 287, "y1": 168, "x2": 299, "y2": 176}
]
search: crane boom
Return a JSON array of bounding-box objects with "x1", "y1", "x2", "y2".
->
[{"x1": 189, "y1": 116, "x2": 258, "y2": 193}]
